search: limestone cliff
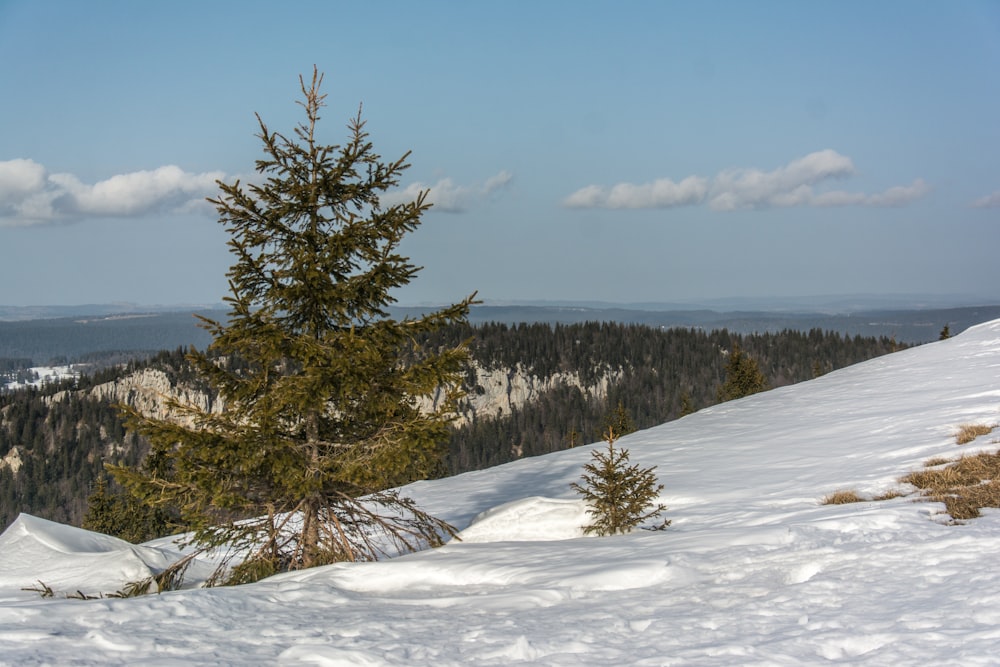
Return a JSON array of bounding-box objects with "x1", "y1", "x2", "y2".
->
[{"x1": 72, "y1": 362, "x2": 619, "y2": 429}]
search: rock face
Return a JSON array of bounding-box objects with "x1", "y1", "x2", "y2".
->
[
  {"x1": 99, "y1": 369, "x2": 218, "y2": 422},
  {"x1": 448, "y1": 364, "x2": 621, "y2": 424},
  {"x1": 64, "y1": 369, "x2": 222, "y2": 427},
  {"x1": 1, "y1": 446, "x2": 22, "y2": 474},
  {"x1": 67, "y1": 363, "x2": 619, "y2": 430}
]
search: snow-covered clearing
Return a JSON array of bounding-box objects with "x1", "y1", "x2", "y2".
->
[
  {"x1": 1, "y1": 320, "x2": 999, "y2": 665},
  {"x1": 1, "y1": 364, "x2": 81, "y2": 392}
]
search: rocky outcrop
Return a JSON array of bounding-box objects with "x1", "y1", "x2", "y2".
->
[
  {"x1": 451, "y1": 364, "x2": 622, "y2": 422},
  {"x1": 47, "y1": 363, "x2": 620, "y2": 429},
  {"x1": 1, "y1": 446, "x2": 22, "y2": 473},
  {"x1": 41, "y1": 368, "x2": 223, "y2": 427},
  {"x1": 91, "y1": 368, "x2": 222, "y2": 426},
  {"x1": 424, "y1": 364, "x2": 622, "y2": 426}
]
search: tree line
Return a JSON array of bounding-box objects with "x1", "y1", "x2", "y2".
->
[{"x1": 441, "y1": 322, "x2": 901, "y2": 473}]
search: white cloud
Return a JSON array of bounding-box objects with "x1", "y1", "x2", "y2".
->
[
  {"x1": 564, "y1": 176, "x2": 708, "y2": 209},
  {"x1": 564, "y1": 150, "x2": 930, "y2": 212},
  {"x1": 0, "y1": 158, "x2": 46, "y2": 200},
  {"x1": 0, "y1": 159, "x2": 223, "y2": 227},
  {"x1": 868, "y1": 179, "x2": 931, "y2": 206},
  {"x1": 812, "y1": 179, "x2": 931, "y2": 208},
  {"x1": 970, "y1": 190, "x2": 1000, "y2": 209},
  {"x1": 482, "y1": 170, "x2": 513, "y2": 194},
  {"x1": 384, "y1": 170, "x2": 513, "y2": 213},
  {"x1": 562, "y1": 184, "x2": 606, "y2": 209},
  {"x1": 425, "y1": 178, "x2": 473, "y2": 212},
  {"x1": 52, "y1": 166, "x2": 222, "y2": 216},
  {"x1": 707, "y1": 149, "x2": 855, "y2": 211}
]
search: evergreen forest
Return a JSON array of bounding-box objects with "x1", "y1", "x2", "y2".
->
[
  {"x1": 0, "y1": 323, "x2": 903, "y2": 534},
  {"x1": 440, "y1": 322, "x2": 901, "y2": 472}
]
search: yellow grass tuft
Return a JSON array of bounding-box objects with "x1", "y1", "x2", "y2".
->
[
  {"x1": 902, "y1": 450, "x2": 1000, "y2": 520},
  {"x1": 923, "y1": 456, "x2": 952, "y2": 468},
  {"x1": 955, "y1": 423, "x2": 996, "y2": 445},
  {"x1": 821, "y1": 489, "x2": 866, "y2": 505}
]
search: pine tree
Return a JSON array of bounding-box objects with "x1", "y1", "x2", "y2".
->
[
  {"x1": 716, "y1": 344, "x2": 769, "y2": 402},
  {"x1": 81, "y1": 476, "x2": 117, "y2": 535},
  {"x1": 570, "y1": 427, "x2": 667, "y2": 536},
  {"x1": 602, "y1": 400, "x2": 636, "y2": 438},
  {"x1": 678, "y1": 390, "x2": 694, "y2": 417},
  {"x1": 82, "y1": 476, "x2": 172, "y2": 544},
  {"x1": 111, "y1": 68, "x2": 476, "y2": 585}
]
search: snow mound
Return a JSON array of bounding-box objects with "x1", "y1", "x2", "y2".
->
[
  {"x1": 0, "y1": 514, "x2": 212, "y2": 598},
  {"x1": 457, "y1": 496, "x2": 589, "y2": 543}
]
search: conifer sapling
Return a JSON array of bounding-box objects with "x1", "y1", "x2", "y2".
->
[{"x1": 571, "y1": 427, "x2": 668, "y2": 536}]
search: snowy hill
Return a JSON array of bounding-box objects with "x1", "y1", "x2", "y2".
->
[{"x1": 1, "y1": 320, "x2": 999, "y2": 665}]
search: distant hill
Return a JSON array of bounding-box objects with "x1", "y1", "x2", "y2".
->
[
  {"x1": 1, "y1": 303, "x2": 999, "y2": 364},
  {"x1": 0, "y1": 303, "x2": 224, "y2": 322},
  {"x1": 0, "y1": 310, "x2": 224, "y2": 364},
  {"x1": 419, "y1": 304, "x2": 1000, "y2": 345}
]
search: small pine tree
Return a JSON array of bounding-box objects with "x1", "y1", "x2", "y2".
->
[
  {"x1": 570, "y1": 427, "x2": 667, "y2": 536},
  {"x1": 939, "y1": 324, "x2": 951, "y2": 340},
  {"x1": 716, "y1": 344, "x2": 769, "y2": 402}
]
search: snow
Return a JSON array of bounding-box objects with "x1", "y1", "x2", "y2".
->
[
  {"x1": 1, "y1": 364, "x2": 81, "y2": 391},
  {"x1": 0, "y1": 515, "x2": 220, "y2": 600},
  {"x1": 2, "y1": 320, "x2": 1000, "y2": 665}
]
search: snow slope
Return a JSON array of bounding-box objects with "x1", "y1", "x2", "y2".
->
[{"x1": 1, "y1": 320, "x2": 999, "y2": 665}]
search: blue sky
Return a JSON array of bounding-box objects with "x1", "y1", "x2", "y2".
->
[{"x1": 1, "y1": 1, "x2": 998, "y2": 308}]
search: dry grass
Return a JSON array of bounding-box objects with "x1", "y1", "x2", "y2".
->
[
  {"x1": 955, "y1": 423, "x2": 996, "y2": 445},
  {"x1": 924, "y1": 456, "x2": 952, "y2": 468},
  {"x1": 821, "y1": 489, "x2": 866, "y2": 505},
  {"x1": 822, "y1": 421, "x2": 1000, "y2": 520},
  {"x1": 901, "y1": 450, "x2": 1000, "y2": 520}
]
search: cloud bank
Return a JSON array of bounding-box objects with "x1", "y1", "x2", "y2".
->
[
  {"x1": 384, "y1": 170, "x2": 513, "y2": 213},
  {"x1": 0, "y1": 159, "x2": 514, "y2": 227},
  {"x1": 564, "y1": 150, "x2": 929, "y2": 211},
  {"x1": 0, "y1": 159, "x2": 224, "y2": 227}
]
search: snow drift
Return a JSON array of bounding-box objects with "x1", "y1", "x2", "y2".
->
[{"x1": 0, "y1": 514, "x2": 215, "y2": 598}]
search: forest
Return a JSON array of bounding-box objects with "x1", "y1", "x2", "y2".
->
[
  {"x1": 439, "y1": 322, "x2": 902, "y2": 472},
  {"x1": 0, "y1": 322, "x2": 904, "y2": 533}
]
